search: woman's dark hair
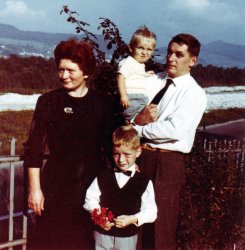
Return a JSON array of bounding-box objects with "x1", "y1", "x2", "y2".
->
[
  {"x1": 168, "y1": 33, "x2": 201, "y2": 57},
  {"x1": 54, "y1": 39, "x2": 96, "y2": 76}
]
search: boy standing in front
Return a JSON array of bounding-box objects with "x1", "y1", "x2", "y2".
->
[
  {"x1": 117, "y1": 26, "x2": 157, "y2": 122},
  {"x1": 84, "y1": 125, "x2": 157, "y2": 250}
]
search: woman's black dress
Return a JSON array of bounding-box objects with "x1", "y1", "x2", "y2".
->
[{"x1": 24, "y1": 87, "x2": 113, "y2": 249}]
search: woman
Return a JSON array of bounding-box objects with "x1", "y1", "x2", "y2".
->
[{"x1": 24, "y1": 39, "x2": 113, "y2": 249}]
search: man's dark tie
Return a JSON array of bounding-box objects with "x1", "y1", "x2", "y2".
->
[
  {"x1": 114, "y1": 168, "x2": 132, "y2": 177},
  {"x1": 150, "y1": 78, "x2": 173, "y2": 105}
]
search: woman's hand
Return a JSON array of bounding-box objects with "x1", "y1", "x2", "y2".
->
[
  {"x1": 28, "y1": 188, "x2": 45, "y2": 216},
  {"x1": 28, "y1": 167, "x2": 44, "y2": 216}
]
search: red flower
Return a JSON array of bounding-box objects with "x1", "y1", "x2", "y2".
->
[{"x1": 91, "y1": 208, "x2": 115, "y2": 226}]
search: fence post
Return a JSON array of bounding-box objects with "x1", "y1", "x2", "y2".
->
[
  {"x1": 8, "y1": 138, "x2": 17, "y2": 250},
  {"x1": 22, "y1": 216, "x2": 27, "y2": 250},
  {"x1": 10, "y1": 138, "x2": 16, "y2": 156}
]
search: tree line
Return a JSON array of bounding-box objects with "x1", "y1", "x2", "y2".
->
[
  {"x1": 191, "y1": 64, "x2": 245, "y2": 87},
  {"x1": 0, "y1": 55, "x2": 59, "y2": 92},
  {"x1": 0, "y1": 55, "x2": 244, "y2": 94}
]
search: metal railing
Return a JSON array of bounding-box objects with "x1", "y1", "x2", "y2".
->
[
  {"x1": 0, "y1": 138, "x2": 27, "y2": 250},
  {"x1": 203, "y1": 137, "x2": 245, "y2": 167}
]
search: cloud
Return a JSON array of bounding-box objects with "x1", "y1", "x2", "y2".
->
[
  {"x1": 184, "y1": 0, "x2": 211, "y2": 8},
  {"x1": 1, "y1": 0, "x2": 45, "y2": 17},
  {"x1": 0, "y1": 0, "x2": 48, "y2": 32},
  {"x1": 170, "y1": 0, "x2": 211, "y2": 10},
  {"x1": 5, "y1": 0, "x2": 29, "y2": 15},
  {"x1": 170, "y1": 0, "x2": 242, "y2": 24}
]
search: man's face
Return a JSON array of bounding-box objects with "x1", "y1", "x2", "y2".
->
[
  {"x1": 112, "y1": 145, "x2": 141, "y2": 172},
  {"x1": 166, "y1": 42, "x2": 197, "y2": 78}
]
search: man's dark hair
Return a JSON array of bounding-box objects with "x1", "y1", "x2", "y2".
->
[{"x1": 168, "y1": 33, "x2": 201, "y2": 57}]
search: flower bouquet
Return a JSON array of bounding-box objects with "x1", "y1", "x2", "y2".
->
[{"x1": 91, "y1": 207, "x2": 115, "y2": 226}]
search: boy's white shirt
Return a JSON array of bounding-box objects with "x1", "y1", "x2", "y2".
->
[
  {"x1": 118, "y1": 56, "x2": 146, "y2": 79},
  {"x1": 83, "y1": 163, "x2": 157, "y2": 226},
  {"x1": 118, "y1": 56, "x2": 151, "y2": 95}
]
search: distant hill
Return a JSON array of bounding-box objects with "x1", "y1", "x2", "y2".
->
[
  {"x1": 200, "y1": 41, "x2": 245, "y2": 68},
  {"x1": 0, "y1": 23, "x2": 245, "y2": 68},
  {"x1": 0, "y1": 23, "x2": 111, "y2": 58},
  {"x1": 156, "y1": 40, "x2": 245, "y2": 68}
]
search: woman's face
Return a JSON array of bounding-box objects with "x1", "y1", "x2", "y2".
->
[{"x1": 58, "y1": 59, "x2": 88, "y2": 92}]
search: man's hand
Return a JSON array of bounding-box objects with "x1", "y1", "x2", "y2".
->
[
  {"x1": 100, "y1": 221, "x2": 115, "y2": 231},
  {"x1": 28, "y1": 188, "x2": 45, "y2": 216},
  {"x1": 134, "y1": 104, "x2": 158, "y2": 125},
  {"x1": 114, "y1": 215, "x2": 137, "y2": 228}
]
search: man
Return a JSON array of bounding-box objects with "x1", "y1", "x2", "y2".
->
[{"x1": 133, "y1": 33, "x2": 207, "y2": 249}]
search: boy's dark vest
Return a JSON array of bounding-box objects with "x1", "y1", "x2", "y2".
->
[{"x1": 96, "y1": 169, "x2": 149, "y2": 237}]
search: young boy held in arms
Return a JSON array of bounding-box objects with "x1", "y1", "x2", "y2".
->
[{"x1": 117, "y1": 26, "x2": 157, "y2": 122}]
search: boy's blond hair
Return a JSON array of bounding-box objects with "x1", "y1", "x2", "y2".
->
[
  {"x1": 112, "y1": 125, "x2": 140, "y2": 150},
  {"x1": 129, "y1": 26, "x2": 157, "y2": 50}
]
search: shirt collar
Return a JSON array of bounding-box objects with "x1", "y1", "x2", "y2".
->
[
  {"x1": 166, "y1": 73, "x2": 191, "y2": 86},
  {"x1": 128, "y1": 163, "x2": 136, "y2": 172},
  {"x1": 115, "y1": 163, "x2": 136, "y2": 177}
]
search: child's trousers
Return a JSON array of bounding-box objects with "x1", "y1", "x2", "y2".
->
[{"x1": 94, "y1": 231, "x2": 138, "y2": 250}]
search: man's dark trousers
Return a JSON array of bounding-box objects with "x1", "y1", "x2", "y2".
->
[{"x1": 139, "y1": 149, "x2": 186, "y2": 250}]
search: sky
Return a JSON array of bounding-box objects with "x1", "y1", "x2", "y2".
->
[{"x1": 0, "y1": 0, "x2": 244, "y2": 47}]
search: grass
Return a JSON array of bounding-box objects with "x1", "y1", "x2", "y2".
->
[
  {"x1": 0, "y1": 108, "x2": 244, "y2": 156},
  {"x1": 0, "y1": 88, "x2": 49, "y2": 95},
  {"x1": 0, "y1": 110, "x2": 33, "y2": 155}
]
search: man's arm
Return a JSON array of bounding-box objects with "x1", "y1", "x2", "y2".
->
[
  {"x1": 134, "y1": 88, "x2": 207, "y2": 144},
  {"x1": 28, "y1": 168, "x2": 44, "y2": 216}
]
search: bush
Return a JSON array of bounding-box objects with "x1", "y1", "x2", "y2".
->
[{"x1": 177, "y1": 134, "x2": 245, "y2": 249}]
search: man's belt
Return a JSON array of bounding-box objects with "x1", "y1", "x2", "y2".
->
[{"x1": 141, "y1": 144, "x2": 170, "y2": 153}]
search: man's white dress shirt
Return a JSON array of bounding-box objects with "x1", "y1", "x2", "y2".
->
[{"x1": 134, "y1": 73, "x2": 207, "y2": 153}]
